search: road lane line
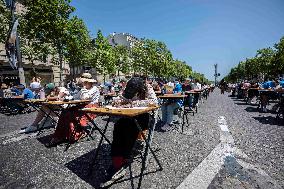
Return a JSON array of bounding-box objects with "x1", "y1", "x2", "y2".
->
[
  {"x1": 177, "y1": 116, "x2": 233, "y2": 189},
  {"x1": 176, "y1": 143, "x2": 224, "y2": 189},
  {"x1": 0, "y1": 130, "x2": 19, "y2": 138},
  {"x1": 177, "y1": 116, "x2": 281, "y2": 189},
  {"x1": 2, "y1": 133, "x2": 37, "y2": 145}
]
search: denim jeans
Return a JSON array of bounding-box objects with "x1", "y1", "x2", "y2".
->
[
  {"x1": 184, "y1": 95, "x2": 194, "y2": 108},
  {"x1": 161, "y1": 102, "x2": 180, "y2": 124}
]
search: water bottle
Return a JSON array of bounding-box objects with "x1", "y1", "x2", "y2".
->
[
  {"x1": 39, "y1": 89, "x2": 45, "y2": 100},
  {"x1": 98, "y1": 95, "x2": 105, "y2": 107}
]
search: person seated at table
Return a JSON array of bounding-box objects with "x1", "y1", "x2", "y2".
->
[
  {"x1": 192, "y1": 79, "x2": 202, "y2": 106},
  {"x1": 152, "y1": 81, "x2": 161, "y2": 92},
  {"x1": 182, "y1": 78, "x2": 194, "y2": 110},
  {"x1": 19, "y1": 83, "x2": 70, "y2": 134},
  {"x1": 29, "y1": 77, "x2": 42, "y2": 98},
  {"x1": 46, "y1": 73, "x2": 100, "y2": 147},
  {"x1": 2, "y1": 84, "x2": 34, "y2": 114},
  {"x1": 117, "y1": 77, "x2": 127, "y2": 94},
  {"x1": 10, "y1": 83, "x2": 22, "y2": 96},
  {"x1": 100, "y1": 77, "x2": 158, "y2": 187},
  {"x1": 182, "y1": 78, "x2": 192, "y2": 91},
  {"x1": 15, "y1": 84, "x2": 34, "y2": 99},
  {"x1": 247, "y1": 81, "x2": 259, "y2": 104},
  {"x1": 160, "y1": 80, "x2": 183, "y2": 132},
  {"x1": 259, "y1": 78, "x2": 276, "y2": 112},
  {"x1": 277, "y1": 78, "x2": 284, "y2": 89}
]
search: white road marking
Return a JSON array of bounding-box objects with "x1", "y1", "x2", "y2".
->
[
  {"x1": 0, "y1": 130, "x2": 19, "y2": 138},
  {"x1": 176, "y1": 143, "x2": 225, "y2": 189},
  {"x1": 2, "y1": 133, "x2": 38, "y2": 145},
  {"x1": 219, "y1": 124, "x2": 229, "y2": 132},
  {"x1": 177, "y1": 116, "x2": 280, "y2": 189},
  {"x1": 177, "y1": 116, "x2": 232, "y2": 189}
]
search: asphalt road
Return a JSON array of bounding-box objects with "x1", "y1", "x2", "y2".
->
[{"x1": 0, "y1": 89, "x2": 283, "y2": 189}]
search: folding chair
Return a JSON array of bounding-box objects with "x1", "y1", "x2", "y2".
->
[{"x1": 180, "y1": 96, "x2": 195, "y2": 133}]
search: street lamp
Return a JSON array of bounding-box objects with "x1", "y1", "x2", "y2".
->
[{"x1": 5, "y1": 0, "x2": 25, "y2": 85}]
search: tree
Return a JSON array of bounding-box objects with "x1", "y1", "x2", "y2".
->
[
  {"x1": 65, "y1": 16, "x2": 92, "y2": 78},
  {"x1": 130, "y1": 39, "x2": 148, "y2": 75},
  {"x1": 113, "y1": 45, "x2": 130, "y2": 76},
  {"x1": 272, "y1": 37, "x2": 284, "y2": 76},
  {"x1": 91, "y1": 30, "x2": 115, "y2": 82},
  {"x1": 225, "y1": 36, "x2": 283, "y2": 82},
  {"x1": 0, "y1": 0, "x2": 10, "y2": 44},
  {"x1": 21, "y1": 0, "x2": 75, "y2": 84}
]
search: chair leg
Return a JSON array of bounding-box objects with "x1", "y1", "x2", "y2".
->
[{"x1": 186, "y1": 113, "x2": 189, "y2": 125}]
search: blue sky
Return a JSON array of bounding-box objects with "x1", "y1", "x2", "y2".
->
[{"x1": 70, "y1": 0, "x2": 284, "y2": 80}]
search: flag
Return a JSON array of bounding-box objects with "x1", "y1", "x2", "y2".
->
[{"x1": 5, "y1": 19, "x2": 19, "y2": 69}]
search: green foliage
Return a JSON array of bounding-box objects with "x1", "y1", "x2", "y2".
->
[
  {"x1": 113, "y1": 45, "x2": 130, "y2": 75},
  {"x1": 225, "y1": 36, "x2": 284, "y2": 82},
  {"x1": 22, "y1": 0, "x2": 75, "y2": 45},
  {"x1": 0, "y1": 0, "x2": 10, "y2": 44},
  {"x1": 91, "y1": 30, "x2": 115, "y2": 78},
  {"x1": 0, "y1": 0, "x2": 208, "y2": 83},
  {"x1": 65, "y1": 16, "x2": 91, "y2": 66}
]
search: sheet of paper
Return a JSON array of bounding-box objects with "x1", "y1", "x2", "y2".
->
[{"x1": 105, "y1": 105, "x2": 147, "y2": 110}]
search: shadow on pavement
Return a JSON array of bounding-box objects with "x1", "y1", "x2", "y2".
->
[
  {"x1": 252, "y1": 116, "x2": 284, "y2": 126},
  {"x1": 65, "y1": 143, "x2": 162, "y2": 188},
  {"x1": 65, "y1": 144, "x2": 112, "y2": 188},
  {"x1": 232, "y1": 99, "x2": 245, "y2": 102},
  {"x1": 245, "y1": 107, "x2": 259, "y2": 113},
  {"x1": 235, "y1": 102, "x2": 248, "y2": 105},
  {"x1": 37, "y1": 134, "x2": 53, "y2": 145}
]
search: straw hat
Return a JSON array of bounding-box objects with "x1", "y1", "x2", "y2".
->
[
  {"x1": 80, "y1": 73, "x2": 97, "y2": 83},
  {"x1": 1, "y1": 83, "x2": 8, "y2": 89}
]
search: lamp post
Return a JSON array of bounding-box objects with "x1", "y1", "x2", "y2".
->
[
  {"x1": 5, "y1": 0, "x2": 25, "y2": 85},
  {"x1": 214, "y1": 64, "x2": 220, "y2": 86}
]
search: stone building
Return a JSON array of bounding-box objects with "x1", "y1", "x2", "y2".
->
[{"x1": 108, "y1": 32, "x2": 138, "y2": 49}]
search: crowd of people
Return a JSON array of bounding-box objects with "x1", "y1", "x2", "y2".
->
[
  {"x1": 0, "y1": 73, "x2": 215, "y2": 187},
  {"x1": 222, "y1": 77, "x2": 284, "y2": 113}
]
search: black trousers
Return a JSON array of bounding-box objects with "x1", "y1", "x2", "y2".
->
[
  {"x1": 248, "y1": 90, "x2": 259, "y2": 99},
  {"x1": 111, "y1": 113, "x2": 151, "y2": 158}
]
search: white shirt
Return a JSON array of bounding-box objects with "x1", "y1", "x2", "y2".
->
[
  {"x1": 30, "y1": 82, "x2": 41, "y2": 89},
  {"x1": 73, "y1": 86, "x2": 100, "y2": 104},
  {"x1": 58, "y1": 87, "x2": 70, "y2": 95},
  {"x1": 196, "y1": 82, "x2": 202, "y2": 90},
  {"x1": 167, "y1": 82, "x2": 175, "y2": 88}
]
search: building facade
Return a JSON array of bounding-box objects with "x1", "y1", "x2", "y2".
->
[
  {"x1": 0, "y1": 2, "x2": 70, "y2": 87},
  {"x1": 108, "y1": 32, "x2": 138, "y2": 49}
]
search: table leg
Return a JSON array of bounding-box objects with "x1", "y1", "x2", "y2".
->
[
  {"x1": 89, "y1": 116, "x2": 110, "y2": 175},
  {"x1": 134, "y1": 118, "x2": 163, "y2": 189},
  {"x1": 85, "y1": 113, "x2": 111, "y2": 145}
]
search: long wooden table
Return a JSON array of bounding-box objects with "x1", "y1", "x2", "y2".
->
[
  {"x1": 157, "y1": 94, "x2": 187, "y2": 98},
  {"x1": 80, "y1": 106, "x2": 162, "y2": 189},
  {"x1": 23, "y1": 99, "x2": 91, "y2": 136}
]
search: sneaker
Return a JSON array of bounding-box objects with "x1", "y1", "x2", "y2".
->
[
  {"x1": 161, "y1": 124, "x2": 171, "y2": 131},
  {"x1": 263, "y1": 107, "x2": 268, "y2": 112},
  {"x1": 100, "y1": 166, "x2": 127, "y2": 188},
  {"x1": 19, "y1": 125, "x2": 38, "y2": 134},
  {"x1": 172, "y1": 120, "x2": 181, "y2": 124}
]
